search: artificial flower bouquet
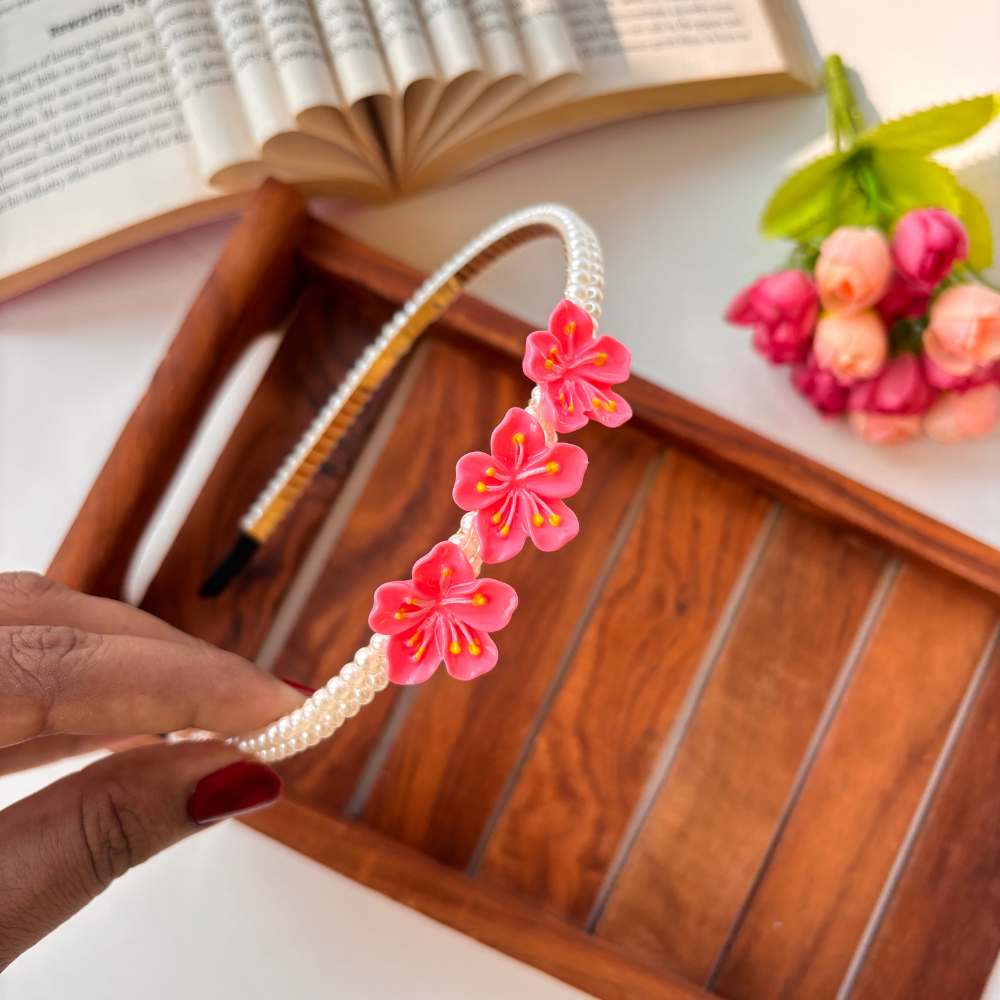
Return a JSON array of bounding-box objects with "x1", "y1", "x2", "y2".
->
[{"x1": 727, "y1": 56, "x2": 1000, "y2": 445}]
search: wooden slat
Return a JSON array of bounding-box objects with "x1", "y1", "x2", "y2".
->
[
  {"x1": 361, "y1": 422, "x2": 659, "y2": 867},
  {"x1": 476, "y1": 451, "x2": 773, "y2": 924},
  {"x1": 48, "y1": 180, "x2": 308, "y2": 597},
  {"x1": 242, "y1": 799, "x2": 712, "y2": 1000},
  {"x1": 712, "y1": 562, "x2": 999, "y2": 1000},
  {"x1": 142, "y1": 280, "x2": 403, "y2": 654},
  {"x1": 298, "y1": 215, "x2": 1000, "y2": 599},
  {"x1": 272, "y1": 337, "x2": 531, "y2": 812},
  {"x1": 596, "y1": 511, "x2": 886, "y2": 981},
  {"x1": 849, "y1": 637, "x2": 1000, "y2": 1000}
]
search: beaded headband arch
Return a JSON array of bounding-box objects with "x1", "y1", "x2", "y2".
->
[{"x1": 195, "y1": 205, "x2": 633, "y2": 763}]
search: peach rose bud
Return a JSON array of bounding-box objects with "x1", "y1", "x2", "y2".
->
[
  {"x1": 849, "y1": 412, "x2": 922, "y2": 445},
  {"x1": 923, "y1": 384, "x2": 1000, "y2": 444},
  {"x1": 924, "y1": 285, "x2": 1000, "y2": 375},
  {"x1": 814, "y1": 310, "x2": 888, "y2": 380},
  {"x1": 815, "y1": 227, "x2": 892, "y2": 313}
]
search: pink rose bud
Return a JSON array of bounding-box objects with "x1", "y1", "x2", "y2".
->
[
  {"x1": 923, "y1": 383, "x2": 1000, "y2": 444},
  {"x1": 791, "y1": 349, "x2": 850, "y2": 416},
  {"x1": 815, "y1": 227, "x2": 892, "y2": 314},
  {"x1": 923, "y1": 284, "x2": 1000, "y2": 375},
  {"x1": 876, "y1": 274, "x2": 931, "y2": 327},
  {"x1": 725, "y1": 270, "x2": 819, "y2": 364},
  {"x1": 922, "y1": 353, "x2": 999, "y2": 393},
  {"x1": 849, "y1": 411, "x2": 922, "y2": 445},
  {"x1": 848, "y1": 354, "x2": 937, "y2": 416},
  {"x1": 891, "y1": 209, "x2": 969, "y2": 290},
  {"x1": 814, "y1": 310, "x2": 888, "y2": 380}
]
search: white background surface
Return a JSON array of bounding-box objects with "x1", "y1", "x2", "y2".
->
[{"x1": 1, "y1": 0, "x2": 999, "y2": 996}]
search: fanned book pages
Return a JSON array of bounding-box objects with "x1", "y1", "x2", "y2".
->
[{"x1": 0, "y1": 0, "x2": 818, "y2": 299}]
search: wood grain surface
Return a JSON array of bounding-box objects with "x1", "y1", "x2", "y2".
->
[
  {"x1": 850, "y1": 635, "x2": 1000, "y2": 1000},
  {"x1": 476, "y1": 451, "x2": 773, "y2": 924},
  {"x1": 596, "y1": 511, "x2": 886, "y2": 982},
  {"x1": 712, "y1": 563, "x2": 999, "y2": 1000},
  {"x1": 361, "y1": 422, "x2": 660, "y2": 868},
  {"x1": 141, "y1": 280, "x2": 404, "y2": 653},
  {"x1": 242, "y1": 798, "x2": 713, "y2": 1000},
  {"x1": 272, "y1": 338, "x2": 532, "y2": 812},
  {"x1": 48, "y1": 180, "x2": 308, "y2": 597}
]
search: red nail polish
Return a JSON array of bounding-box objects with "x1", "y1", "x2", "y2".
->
[
  {"x1": 187, "y1": 761, "x2": 282, "y2": 826},
  {"x1": 281, "y1": 678, "x2": 316, "y2": 696}
]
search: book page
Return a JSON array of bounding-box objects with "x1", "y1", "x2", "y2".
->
[
  {"x1": 563, "y1": 0, "x2": 786, "y2": 97},
  {"x1": 367, "y1": 0, "x2": 440, "y2": 168},
  {"x1": 151, "y1": 0, "x2": 264, "y2": 187},
  {"x1": 410, "y1": 0, "x2": 485, "y2": 158},
  {"x1": 0, "y1": 0, "x2": 226, "y2": 283}
]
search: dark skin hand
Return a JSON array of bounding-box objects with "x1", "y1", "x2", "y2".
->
[{"x1": 0, "y1": 572, "x2": 305, "y2": 971}]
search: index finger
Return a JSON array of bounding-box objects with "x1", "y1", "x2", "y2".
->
[{"x1": 1, "y1": 626, "x2": 305, "y2": 746}]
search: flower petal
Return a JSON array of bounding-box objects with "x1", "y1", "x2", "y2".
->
[
  {"x1": 520, "y1": 441, "x2": 588, "y2": 499},
  {"x1": 539, "y1": 379, "x2": 590, "y2": 433},
  {"x1": 523, "y1": 331, "x2": 561, "y2": 383},
  {"x1": 490, "y1": 408, "x2": 546, "y2": 469},
  {"x1": 475, "y1": 508, "x2": 529, "y2": 563},
  {"x1": 453, "y1": 451, "x2": 506, "y2": 511},
  {"x1": 447, "y1": 578, "x2": 519, "y2": 630},
  {"x1": 569, "y1": 334, "x2": 631, "y2": 385},
  {"x1": 526, "y1": 498, "x2": 579, "y2": 552},
  {"x1": 548, "y1": 299, "x2": 594, "y2": 349},
  {"x1": 369, "y1": 581, "x2": 430, "y2": 635},
  {"x1": 583, "y1": 385, "x2": 632, "y2": 427},
  {"x1": 443, "y1": 628, "x2": 499, "y2": 681},
  {"x1": 385, "y1": 626, "x2": 445, "y2": 684},
  {"x1": 411, "y1": 541, "x2": 475, "y2": 596}
]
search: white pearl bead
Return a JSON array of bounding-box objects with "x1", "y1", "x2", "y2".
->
[
  {"x1": 371, "y1": 666, "x2": 389, "y2": 691},
  {"x1": 312, "y1": 688, "x2": 330, "y2": 708},
  {"x1": 326, "y1": 676, "x2": 347, "y2": 699},
  {"x1": 278, "y1": 717, "x2": 292, "y2": 738},
  {"x1": 289, "y1": 709, "x2": 304, "y2": 730},
  {"x1": 340, "y1": 691, "x2": 360, "y2": 717},
  {"x1": 341, "y1": 662, "x2": 365, "y2": 688},
  {"x1": 321, "y1": 706, "x2": 345, "y2": 728},
  {"x1": 370, "y1": 633, "x2": 389, "y2": 652},
  {"x1": 237, "y1": 740, "x2": 249, "y2": 754},
  {"x1": 357, "y1": 681, "x2": 375, "y2": 704},
  {"x1": 354, "y1": 646, "x2": 374, "y2": 670}
]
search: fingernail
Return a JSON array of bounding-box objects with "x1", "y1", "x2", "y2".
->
[
  {"x1": 187, "y1": 761, "x2": 283, "y2": 826},
  {"x1": 281, "y1": 678, "x2": 316, "y2": 696}
]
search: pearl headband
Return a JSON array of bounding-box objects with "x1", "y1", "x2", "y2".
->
[{"x1": 187, "y1": 205, "x2": 633, "y2": 762}]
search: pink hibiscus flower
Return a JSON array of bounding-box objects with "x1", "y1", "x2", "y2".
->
[
  {"x1": 523, "y1": 299, "x2": 632, "y2": 433},
  {"x1": 453, "y1": 408, "x2": 588, "y2": 563},
  {"x1": 368, "y1": 541, "x2": 518, "y2": 684}
]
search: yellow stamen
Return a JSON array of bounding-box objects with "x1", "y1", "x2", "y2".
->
[
  {"x1": 472, "y1": 593, "x2": 486, "y2": 606},
  {"x1": 486, "y1": 467, "x2": 495, "y2": 477},
  {"x1": 406, "y1": 631, "x2": 421, "y2": 646},
  {"x1": 476, "y1": 482, "x2": 487, "y2": 493},
  {"x1": 532, "y1": 514, "x2": 544, "y2": 527},
  {"x1": 468, "y1": 642, "x2": 481, "y2": 656},
  {"x1": 395, "y1": 611, "x2": 407, "y2": 620},
  {"x1": 606, "y1": 400, "x2": 617, "y2": 412},
  {"x1": 549, "y1": 347, "x2": 559, "y2": 358},
  {"x1": 565, "y1": 321, "x2": 576, "y2": 335},
  {"x1": 593, "y1": 398, "x2": 602, "y2": 408},
  {"x1": 449, "y1": 640, "x2": 461, "y2": 654},
  {"x1": 549, "y1": 514, "x2": 562, "y2": 526},
  {"x1": 500, "y1": 524, "x2": 511, "y2": 536},
  {"x1": 512, "y1": 432, "x2": 525, "y2": 445},
  {"x1": 595, "y1": 353, "x2": 607, "y2": 366},
  {"x1": 544, "y1": 359, "x2": 554, "y2": 370},
  {"x1": 414, "y1": 644, "x2": 426, "y2": 660},
  {"x1": 558, "y1": 392, "x2": 565, "y2": 403},
  {"x1": 441, "y1": 567, "x2": 451, "y2": 576},
  {"x1": 546, "y1": 461, "x2": 559, "y2": 474},
  {"x1": 567, "y1": 404, "x2": 574, "y2": 412},
  {"x1": 492, "y1": 511, "x2": 503, "y2": 524}
]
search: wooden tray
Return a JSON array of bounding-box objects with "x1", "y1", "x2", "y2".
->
[{"x1": 51, "y1": 181, "x2": 1000, "y2": 1000}]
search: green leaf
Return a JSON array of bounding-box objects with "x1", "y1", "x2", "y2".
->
[
  {"x1": 870, "y1": 149, "x2": 963, "y2": 216},
  {"x1": 761, "y1": 151, "x2": 849, "y2": 240},
  {"x1": 956, "y1": 185, "x2": 993, "y2": 270},
  {"x1": 864, "y1": 95, "x2": 997, "y2": 154}
]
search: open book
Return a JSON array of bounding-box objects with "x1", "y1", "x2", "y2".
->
[{"x1": 0, "y1": 0, "x2": 817, "y2": 300}]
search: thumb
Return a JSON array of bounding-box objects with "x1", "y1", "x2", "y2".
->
[{"x1": 0, "y1": 741, "x2": 281, "y2": 970}]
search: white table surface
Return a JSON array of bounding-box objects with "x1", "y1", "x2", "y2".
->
[{"x1": 1, "y1": 0, "x2": 999, "y2": 995}]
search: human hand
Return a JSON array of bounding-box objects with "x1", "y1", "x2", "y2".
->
[{"x1": 0, "y1": 572, "x2": 306, "y2": 971}]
